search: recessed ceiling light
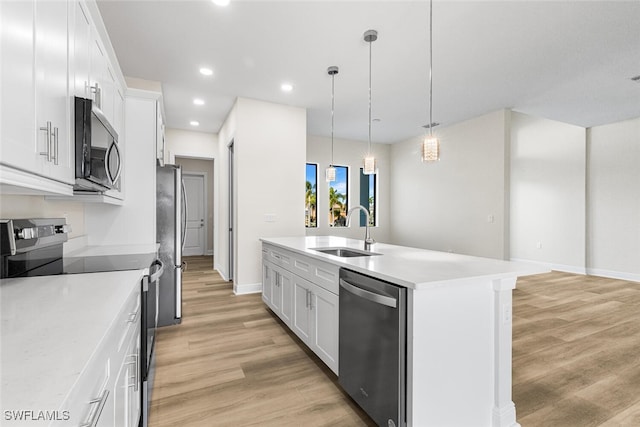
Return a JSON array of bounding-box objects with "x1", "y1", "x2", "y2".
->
[
  {"x1": 199, "y1": 67, "x2": 213, "y2": 76},
  {"x1": 193, "y1": 98, "x2": 205, "y2": 106},
  {"x1": 281, "y1": 83, "x2": 293, "y2": 92},
  {"x1": 190, "y1": 121, "x2": 200, "y2": 127},
  {"x1": 212, "y1": 0, "x2": 230, "y2": 6}
]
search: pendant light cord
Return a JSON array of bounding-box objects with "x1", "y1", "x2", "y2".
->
[
  {"x1": 368, "y1": 38, "x2": 372, "y2": 153},
  {"x1": 429, "y1": 0, "x2": 433, "y2": 137},
  {"x1": 331, "y1": 72, "x2": 335, "y2": 166}
]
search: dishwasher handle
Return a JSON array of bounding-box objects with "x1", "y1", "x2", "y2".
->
[{"x1": 339, "y1": 278, "x2": 397, "y2": 308}]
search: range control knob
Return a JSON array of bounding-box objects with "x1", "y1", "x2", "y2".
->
[{"x1": 16, "y1": 227, "x2": 36, "y2": 240}]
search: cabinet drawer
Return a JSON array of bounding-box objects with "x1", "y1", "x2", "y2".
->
[
  {"x1": 55, "y1": 344, "x2": 111, "y2": 426},
  {"x1": 262, "y1": 244, "x2": 339, "y2": 295},
  {"x1": 116, "y1": 290, "x2": 141, "y2": 354},
  {"x1": 291, "y1": 256, "x2": 339, "y2": 295},
  {"x1": 267, "y1": 246, "x2": 292, "y2": 269}
]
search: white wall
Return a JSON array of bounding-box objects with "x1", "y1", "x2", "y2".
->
[
  {"x1": 84, "y1": 92, "x2": 158, "y2": 246},
  {"x1": 510, "y1": 112, "x2": 586, "y2": 272},
  {"x1": 0, "y1": 195, "x2": 85, "y2": 237},
  {"x1": 389, "y1": 110, "x2": 510, "y2": 259},
  {"x1": 214, "y1": 102, "x2": 237, "y2": 280},
  {"x1": 306, "y1": 135, "x2": 390, "y2": 243},
  {"x1": 216, "y1": 98, "x2": 306, "y2": 292},
  {"x1": 165, "y1": 128, "x2": 218, "y2": 163},
  {"x1": 587, "y1": 117, "x2": 640, "y2": 280}
]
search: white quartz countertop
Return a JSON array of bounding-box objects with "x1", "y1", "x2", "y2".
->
[
  {"x1": 64, "y1": 242, "x2": 159, "y2": 257},
  {"x1": 261, "y1": 236, "x2": 548, "y2": 290},
  {"x1": 0, "y1": 270, "x2": 146, "y2": 422}
]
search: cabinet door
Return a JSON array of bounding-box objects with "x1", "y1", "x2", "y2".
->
[
  {"x1": 72, "y1": 0, "x2": 91, "y2": 98},
  {"x1": 128, "y1": 328, "x2": 141, "y2": 427},
  {"x1": 292, "y1": 276, "x2": 313, "y2": 343},
  {"x1": 113, "y1": 352, "x2": 129, "y2": 427},
  {"x1": 35, "y1": 0, "x2": 73, "y2": 184},
  {"x1": 311, "y1": 285, "x2": 339, "y2": 374},
  {"x1": 90, "y1": 36, "x2": 106, "y2": 110},
  {"x1": 0, "y1": 0, "x2": 38, "y2": 173},
  {"x1": 262, "y1": 262, "x2": 273, "y2": 307},
  {"x1": 271, "y1": 266, "x2": 284, "y2": 314},
  {"x1": 280, "y1": 269, "x2": 293, "y2": 326},
  {"x1": 156, "y1": 101, "x2": 165, "y2": 164}
]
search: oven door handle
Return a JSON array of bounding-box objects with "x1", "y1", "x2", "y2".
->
[
  {"x1": 339, "y1": 278, "x2": 397, "y2": 308},
  {"x1": 149, "y1": 259, "x2": 164, "y2": 283}
]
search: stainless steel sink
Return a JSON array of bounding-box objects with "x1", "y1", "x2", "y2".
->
[{"x1": 311, "y1": 247, "x2": 381, "y2": 258}]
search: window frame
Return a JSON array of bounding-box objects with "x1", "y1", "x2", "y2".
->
[
  {"x1": 305, "y1": 163, "x2": 318, "y2": 228},
  {"x1": 359, "y1": 168, "x2": 377, "y2": 227},
  {"x1": 328, "y1": 165, "x2": 349, "y2": 227}
]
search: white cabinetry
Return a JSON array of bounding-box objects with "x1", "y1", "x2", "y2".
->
[
  {"x1": 156, "y1": 102, "x2": 166, "y2": 165},
  {"x1": 55, "y1": 281, "x2": 141, "y2": 427},
  {"x1": 0, "y1": 0, "x2": 74, "y2": 193},
  {"x1": 0, "y1": 0, "x2": 125, "y2": 197},
  {"x1": 262, "y1": 243, "x2": 339, "y2": 374},
  {"x1": 263, "y1": 260, "x2": 293, "y2": 327}
]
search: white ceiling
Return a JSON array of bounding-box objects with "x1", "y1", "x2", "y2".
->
[{"x1": 97, "y1": 0, "x2": 640, "y2": 144}]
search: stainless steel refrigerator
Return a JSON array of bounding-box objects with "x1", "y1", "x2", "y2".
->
[{"x1": 156, "y1": 164, "x2": 186, "y2": 326}]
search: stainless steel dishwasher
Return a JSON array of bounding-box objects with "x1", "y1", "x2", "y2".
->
[{"x1": 339, "y1": 268, "x2": 407, "y2": 427}]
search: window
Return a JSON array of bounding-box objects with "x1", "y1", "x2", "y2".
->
[
  {"x1": 359, "y1": 169, "x2": 376, "y2": 226},
  {"x1": 329, "y1": 166, "x2": 348, "y2": 227},
  {"x1": 305, "y1": 163, "x2": 317, "y2": 227}
]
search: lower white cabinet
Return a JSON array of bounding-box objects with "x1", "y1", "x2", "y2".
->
[
  {"x1": 262, "y1": 244, "x2": 339, "y2": 374},
  {"x1": 54, "y1": 280, "x2": 141, "y2": 427}
]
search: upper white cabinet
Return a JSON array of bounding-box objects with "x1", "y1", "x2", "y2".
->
[
  {"x1": 0, "y1": 0, "x2": 74, "y2": 191},
  {"x1": 156, "y1": 101, "x2": 165, "y2": 165},
  {"x1": 0, "y1": 0, "x2": 125, "y2": 196}
]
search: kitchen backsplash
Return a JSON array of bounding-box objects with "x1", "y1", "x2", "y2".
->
[{"x1": 0, "y1": 195, "x2": 85, "y2": 238}]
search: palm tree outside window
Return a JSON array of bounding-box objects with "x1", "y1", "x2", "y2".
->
[
  {"x1": 305, "y1": 163, "x2": 317, "y2": 227},
  {"x1": 329, "y1": 166, "x2": 348, "y2": 227}
]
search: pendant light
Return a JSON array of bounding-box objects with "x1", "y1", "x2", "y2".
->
[
  {"x1": 363, "y1": 29, "x2": 377, "y2": 175},
  {"x1": 422, "y1": 0, "x2": 440, "y2": 162},
  {"x1": 326, "y1": 66, "x2": 339, "y2": 182}
]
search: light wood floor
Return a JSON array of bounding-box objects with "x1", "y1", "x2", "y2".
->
[{"x1": 149, "y1": 256, "x2": 640, "y2": 426}]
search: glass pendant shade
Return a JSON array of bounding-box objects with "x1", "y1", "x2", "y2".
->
[
  {"x1": 363, "y1": 156, "x2": 376, "y2": 175},
  {"x1": 325, "y1": 165, "x2": 336, "y2": 182},
  {"x1": 422, "y1": 135, "x2": 440, "y2": 162}
]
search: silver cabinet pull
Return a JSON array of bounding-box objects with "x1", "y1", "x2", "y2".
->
[
  {"x1": 125, "y1": 354, "x2": 139, "y2": 392},
  {"x1": 39, "y1": 121, "x2": 52, "y2": 161},
  {"x1": 91, "y1": 83, "x2": 101, "y2": 108},
  {"x1": 80, "y1": 389, "x2": 109, "y2": 427},
  {"x1": 52, "y1": 126, "x2": 59, "y2": 165}
]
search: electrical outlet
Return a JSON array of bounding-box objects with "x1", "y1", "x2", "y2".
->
[
  {"x1": 264, "y1": 214, "x2": 277, "y2": 223},
  {"x1": 487, "y1": 214, "x2": 495, "y2": 223},
  {"x1": 536, "y1": 241, "x2": 542, "y2": 249}
]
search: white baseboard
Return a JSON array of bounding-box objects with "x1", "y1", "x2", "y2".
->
[
  {"x1": 586, "y1": 268, "x2": 640, "y2": 283},
  {"x1": 215, "y1": 267, "x2": 229, "y2": 282},
  {"x1": 510, "y1": 258, "x2": 639, "y2": 282},
  {"x1": 233, "y1": 282, "x2": 262, "y2": 295}
]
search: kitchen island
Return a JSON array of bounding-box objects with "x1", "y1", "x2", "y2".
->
[{"x1": 260, "y1": 236, "x2": 547, "y2": 427}]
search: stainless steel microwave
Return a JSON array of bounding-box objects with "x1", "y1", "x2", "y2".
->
[{"x1": 74, "y1": 96, "x2": 122, "y2": 192}]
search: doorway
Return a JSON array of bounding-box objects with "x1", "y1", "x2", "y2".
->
[
  {"x1": 182, "y1": 173, "x2": 206, "y2": 256},
  {"x1": 228, "y1": 140, "x2": 234, "y2": 281}
]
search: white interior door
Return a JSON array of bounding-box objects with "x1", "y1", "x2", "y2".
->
[{"x1": 183, "y1": 173, "x2": 206, "y2": 256}]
